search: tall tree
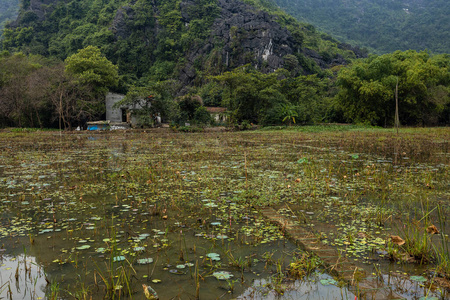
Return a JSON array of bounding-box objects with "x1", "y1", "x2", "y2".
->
[
  {"x1": 335, "y1": 51, "x2": 450, "y2": 126},
  {"x1": 43, "y1": 64, "x2": 95, "y2": 130},
  {"x1": 64, "y1": 46, "x2": 119, "y2": 121},
  {"x1": 0, "y1": 52, "x2": 41, "y2": 127},
  {"x1": 65, "y1": 46, "x2": 119, "y2": 97}
]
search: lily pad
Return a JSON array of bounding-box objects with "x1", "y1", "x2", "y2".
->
[
  {"x1": 113, "y1": 256, "x2": 126, "y2": 262},
  {"x1": 410, "y1": 275, "x2": 427, "y2": 282},
  {"x1": 76, "y1": 245, "x2": 91, "y2": 250},
  {"x1": 138, "y1": 233, "x2": 150, "y2": 239},
  {"x1": 206, "y1": 253, "x2": 221, "y2": 261},
  {"x1": 320, "y1": 278, "x2": 338, "y2": 286},
  {"x1": 137, "y1": 258, "x2": 153, "y2": 264},
  {"x1": 212, "y1": 271, "x2": 233, "y2": 280}
]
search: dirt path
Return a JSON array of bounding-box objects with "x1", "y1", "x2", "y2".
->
[{"x1": 260, "y1": 207, "x2": 405, "y2": 300}]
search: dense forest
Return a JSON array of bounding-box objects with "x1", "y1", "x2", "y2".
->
[
  {"x1": 274, "y1": 0, "x2": 450, "y2": 54},
  {"x1": 0, "y1": 0, "x2": 448, "y2": 128},
  {"x1": 0, "y1": 0, "x2": 19, "y2": 32}
]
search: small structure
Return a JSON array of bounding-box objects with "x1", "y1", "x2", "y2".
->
[
  {"x1": 106, "y1": 92, "x2": 162, "y2": 128},
  {"x1": 87, "y1": 121, "x2": 110, "y2": 131},
  {"x1": 105, "y1": 92, "x2": 136, "y2": 129},
  {"x1": 206, "y1": 107, "x2": 227, "y2": 123}
]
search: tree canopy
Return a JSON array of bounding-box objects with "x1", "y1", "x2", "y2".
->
[
  {"x1": 0, "y1": 0, "x2": 19, "y2": 33},
  {"x1": 65, "y1": 45, "x2": 119, "y2": 96},
  {"x1": 0, "y1": 49, "x2": 117, "y2": 129},
  {"x1": 274, "y1": 0, "x2": 450, "y2": 54},
  {"x1": 0, "y1": 0, "x2": 448, "y2": 129},
  {"x1": 335, "y1": 51, "x2": 450, "y2": 126}
]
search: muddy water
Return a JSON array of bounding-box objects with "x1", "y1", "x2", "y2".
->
[{"x1": 0, "y1": 130, "x2": 448, "y2": 299}]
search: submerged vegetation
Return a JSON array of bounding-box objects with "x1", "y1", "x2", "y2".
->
[{"x1": 0, "y1": 126, "x2": 448, "y2": 299}]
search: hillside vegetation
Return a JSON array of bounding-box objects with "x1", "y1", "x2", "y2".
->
[
  {"x1": 274, "y1": 0, "x2": 450, "y2": 54},
  {"x1": 0, "y1": 0, "x2": 19, "y2": 32},
  {"x1": 0, "y1": 0, "x2": 448, "y2": 129},
  {"x1": 1, "y1": 0, "x2": 364, "y2": 88}
]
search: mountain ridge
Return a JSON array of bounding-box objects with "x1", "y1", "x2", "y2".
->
[
  {"x1": 273, "y1": 0, "x2": 449, "y2": 54},
  {"x1": 0, "y1": 0, "x2": 19, "y2": 32}
]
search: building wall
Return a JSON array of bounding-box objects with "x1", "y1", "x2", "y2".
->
[{"x1": 105, "y1": 93, "x2": 125, "y2": 123}]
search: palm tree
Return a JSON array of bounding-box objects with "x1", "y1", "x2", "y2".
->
[{"x1": 280, "y1": 104, "x2": 298, "y2": 126}]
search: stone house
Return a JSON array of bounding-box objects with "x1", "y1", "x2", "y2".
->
[
  {"x1": 106, "y1": 92, "x2": 162, "y2": 128},
  {"x1": 106, "y1": 93, "x2": 131, "y2": 124},
  {"x1": 206, "y1": 107, "x2": 227, "y2": 123}
]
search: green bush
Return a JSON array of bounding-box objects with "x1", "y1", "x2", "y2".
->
[{"x1": 193, "y1": 106, "x2": 212, "y2": 126}]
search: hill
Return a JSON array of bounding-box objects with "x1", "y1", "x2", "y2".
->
[
  {"x1": 2, "y1": 0, "x2": 446, "y2": 129},
  {"x1": 0, "y1": 0, "x2": 19, "y2": 32},
  {"x1": 1, "y1": 0, "x2": 366, "y2": 90},
  {"x1": 273, "y1": 0, "x2": 450, "y2": 54}
]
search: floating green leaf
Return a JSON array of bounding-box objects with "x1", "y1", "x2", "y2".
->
[
  {"x1": 410, "y1": 276, "x2": 427, "y2": 282},
  {"x1": 137, "y1": 258, "x2": 153, "y2": 264},
  {"x1": 76, "y1": 245, "x2": 91, "y2": 250},
  {"x1": 113, "y1": 256, "x2": 125, "y2": 262},
  {"x1": 206, "y1": 253, "x2": 221, "y2": 261},
  {"x1": 320, "y1": 278, "x2": 337, "y2": 286},
  {"x1": 212, "y1": 271, "x2": 233, "y2": 280}
]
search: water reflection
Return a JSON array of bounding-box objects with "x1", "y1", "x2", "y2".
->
[
  {"x1": 238, "y1": 274, "x2": 356, "y2": 299},
  {"x1": 0, "y1": 254, "x2": 47, "y2": 300}
]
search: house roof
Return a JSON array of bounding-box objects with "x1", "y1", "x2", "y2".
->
[{"x1": 206, "y1": 107, "x2": 227, "y2": 113}]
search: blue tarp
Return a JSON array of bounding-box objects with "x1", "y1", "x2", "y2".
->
[{"x1": 87, "y1": 124, "x2": 110, "y2": 131}]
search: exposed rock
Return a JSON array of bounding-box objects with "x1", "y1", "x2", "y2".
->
[
  {"x1": 108, "y1": 0, "x2": 304, "y2": 85},
  {"x1": 110, "y1": 6, "x2": 135, "y2": 39},
  {"x1": 338, "y1": 42, "x2": 368, "y2": 59},
  {"x1": 7, "y1": 0, "x2": 57, "y2": 27},
  {"x1": 204, "y1": 0, "x2": 295, "y2": 71},
  {"x1": 28, "y1": 0, "x2": 57, "y2": 19}
]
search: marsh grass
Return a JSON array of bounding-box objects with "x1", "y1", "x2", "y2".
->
[
  {"x1": 288, "y1": 252, "x2": 321, "y2": 278},
  {"x1": 0, "y1": 127, "x2": 448, "y2": 299}
]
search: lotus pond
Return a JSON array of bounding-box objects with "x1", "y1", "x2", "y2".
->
[{"x1": 0, "y1": 126, "x2": 449, "y2": 299}]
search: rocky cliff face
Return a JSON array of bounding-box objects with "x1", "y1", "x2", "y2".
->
[
  {"x1": 177, "y1": 0, "x2": 297, "y2": 84},
  {"x1": 204, "y1": 0, "x2": 293, "y2": 70},
  {"x1": 111, "y1": 0, "x2": 360, "y2": 86},
  {"x1": 28, "y1": 0, "x2": 57, "y2": 20}
]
